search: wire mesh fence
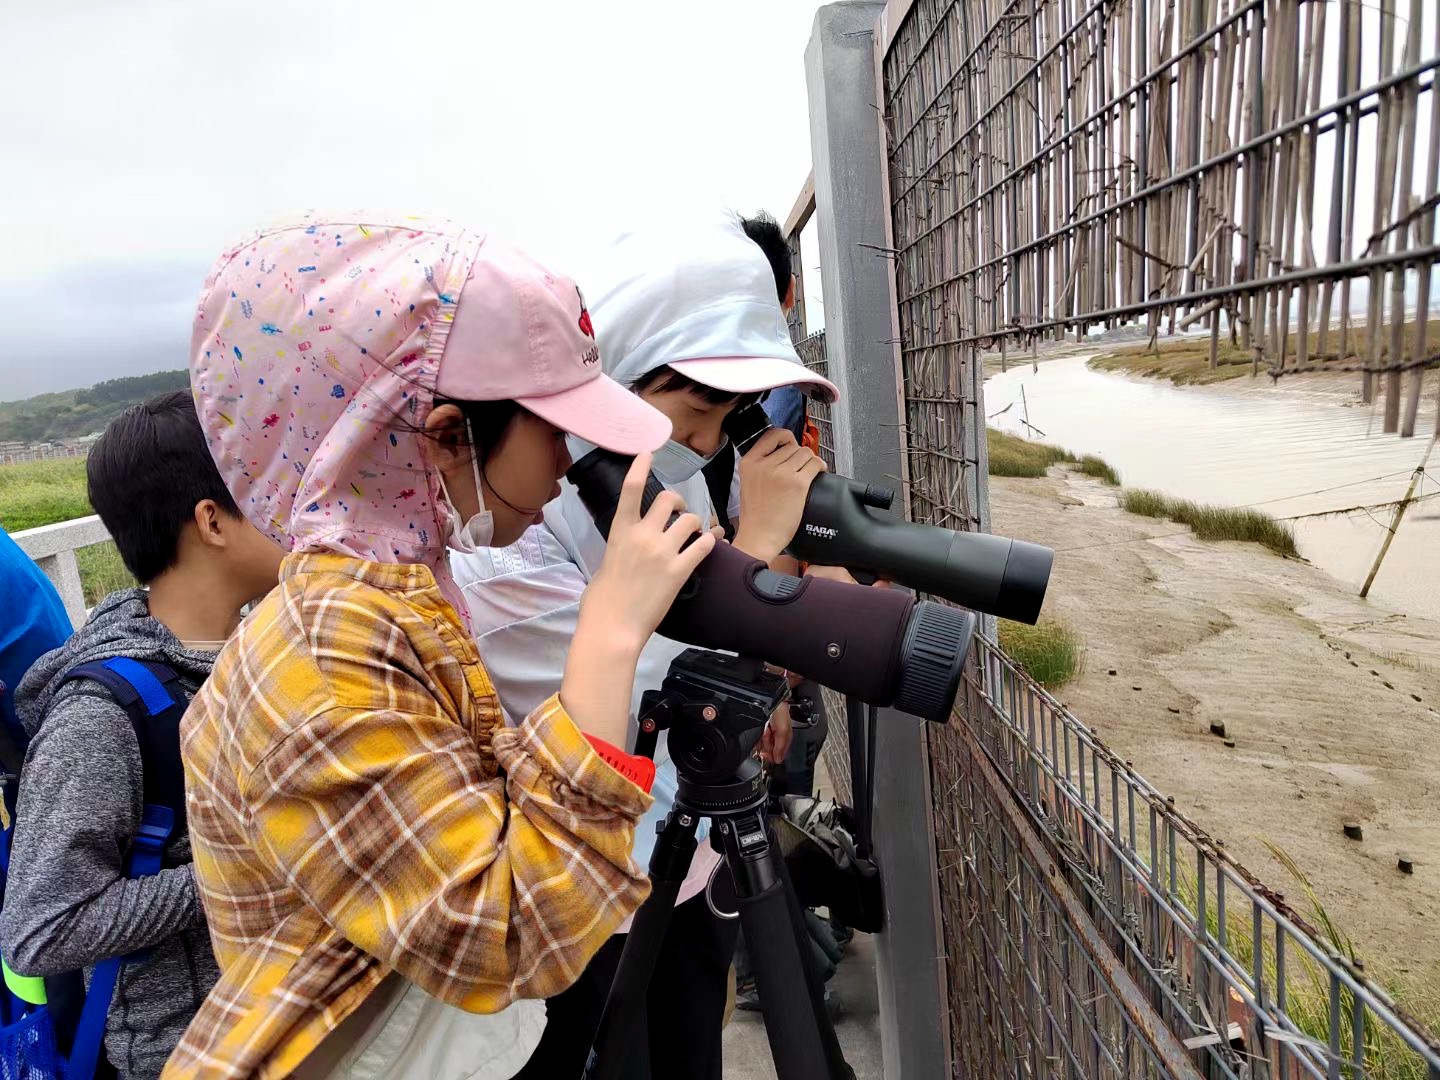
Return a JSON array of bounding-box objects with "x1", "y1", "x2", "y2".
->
[
  {"x1": 938, "y1": 633, "x2": 1440, "y2": 1079},
  {"x1": 876, "y1": 0, "x2": 1440, "y2": 1072}
]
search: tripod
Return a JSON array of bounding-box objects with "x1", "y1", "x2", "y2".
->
[{"x1": 582, "y1": 651, "x2": 855, "y2": 1080}]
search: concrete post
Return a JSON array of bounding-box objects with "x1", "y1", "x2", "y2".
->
[{"x1": 805, "y1": 5, "x2": 951, "y2": 1077}]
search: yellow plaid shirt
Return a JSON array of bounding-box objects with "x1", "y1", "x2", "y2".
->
[{"x1": 165, "y1": 553, "x2": 652, "y2": 1079}]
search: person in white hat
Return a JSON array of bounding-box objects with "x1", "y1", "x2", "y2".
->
[{"x1": 452, "y1": 209, "x2": 837, "y2": 1080}]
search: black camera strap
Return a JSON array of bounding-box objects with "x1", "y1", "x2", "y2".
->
[
  {"x1": 701, "y1": 441, "x2": 737, "y2": 542},
  {"x1": 844, "y1": 698, "x2": 876, "y2": 862}
]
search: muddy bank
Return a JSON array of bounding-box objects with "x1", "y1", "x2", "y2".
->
[
  {"x1": 985, "y1": 355, "x2": 1440, "y2": 623},
  {"x1": 990, "y1": 469, "x2": 1440, "y2": 997}
]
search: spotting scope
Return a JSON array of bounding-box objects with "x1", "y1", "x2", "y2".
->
[
  {"x1": 725, "y1": 403, "x2": 1053, "y2": 625},
  {"x1": 567, "y1": 450, "x2": 974, "y2": 723}
]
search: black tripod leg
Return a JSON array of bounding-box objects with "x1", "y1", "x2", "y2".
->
[
  {"x1": 583, "y1": 808, "x2": 699, "y2": 1080},
  {"x1": 720, "y1": 810, "x2": 854, "y2": 1080},
  {"x1": 773, "y1": 845, "x2": 852, "y2": 1078}
]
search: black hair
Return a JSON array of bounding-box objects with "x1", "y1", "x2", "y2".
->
[
  {"x1": 627, "y1": 367, "x2": 763, "y2": 410},
  {"x1": 431, "y1": 399, "x2": 526, "y2": 463},
  {"x1": 87, "y1": 390, "x2": 242, "y2": 584},
  {"x1": 741, "y1": 212, "x2": 792, "y2": 305}
]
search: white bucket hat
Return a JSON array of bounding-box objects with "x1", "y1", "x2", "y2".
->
[{"x1": 586, "y1": 208, "x2": 840, "y2": 402}]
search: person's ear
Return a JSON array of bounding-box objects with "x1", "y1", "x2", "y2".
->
[
  {"x1": 193, "y1": 500, "x2": 228, "y2": 550},
  {"x1": 783, "y1": 275, "x2": 797, "y2": 314},
  {"x1": 424, "y1": 403, "x2": 467, "y2": 468}
]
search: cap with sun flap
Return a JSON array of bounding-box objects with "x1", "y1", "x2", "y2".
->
[{"x1": 191, "y1": 212, "x2": 670, "y2": 619}]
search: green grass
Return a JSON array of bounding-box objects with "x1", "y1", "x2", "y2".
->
[
  {"x1": 0, "y1": 458, "x2": 135, "y2": 604},
  {"x1": 998, "y1": 618, "x2": 1084, "y2": 688},
  {"x1": 74, "y1": 543, "x2": 135, "y2": 606},
  {"x1": 0, "y1": 458, "x2": 91, "y2": 532},
  {"x1": 1120, "y1": 487, "x2": 1299, "y2": 557},
  {"x1": 987, "y1": 428, "x2": 1122, "y2": 487},
  {"x1": 1075, "y1": 454, "x2": 1121, "y2": 486},
  {"x1": 987, "y1": 428, "x2": 1075, "y2": 477},
  {"x1": 1120, "y1": 488, "x2": 1171, "y2": 518},
  {"x1": 1088, "y1": 318, "x2": 1440, "y2": 386},
  {"x1": 1089, "y1": 338, "x2": 1261, "y2": 384}
]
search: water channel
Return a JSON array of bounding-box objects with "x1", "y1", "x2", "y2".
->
[{"x1": 984, "y1": 355, "x2": 1439, "y2": 622}]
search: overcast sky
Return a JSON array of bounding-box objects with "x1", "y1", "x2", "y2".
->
[{"x1": 0, "y1": 0, "x2": 826, "y2": 401}]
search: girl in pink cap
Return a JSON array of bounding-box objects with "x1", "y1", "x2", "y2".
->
[{"x1": 168, "y1": 213, "x2": 714, "y2": 1080}]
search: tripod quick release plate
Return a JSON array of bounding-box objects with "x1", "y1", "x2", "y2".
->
[{"x1": 637, "y1": 651, "x2": 789, "y2": 784}]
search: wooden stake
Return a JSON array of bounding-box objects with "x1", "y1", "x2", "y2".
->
[
  {"x1": 1403, "y1": 4, "x2": 1440, "y2": 438},
  {"x1": 1360, "y1": 438, "x2": 1438, "y2": 598}
]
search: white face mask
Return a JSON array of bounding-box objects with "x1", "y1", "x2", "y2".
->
[
  {"x1": 650, "y1": 438, "x2": 726, "y2": 485},
  {"x1": 440, "y1": 418, "x2": 495, "y2": 554}
]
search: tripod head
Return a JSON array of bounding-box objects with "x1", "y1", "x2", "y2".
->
[
  {"x1": 587, "y1": 648, "x2": 857, "y2": 1080},
  {"x1": 637, "y1": 650, "x2": 788, "y2": 786}
]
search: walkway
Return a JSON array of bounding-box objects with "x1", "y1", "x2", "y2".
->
[{"x1": 722, "y1": 929, "x2": 881, "y2": 1079}]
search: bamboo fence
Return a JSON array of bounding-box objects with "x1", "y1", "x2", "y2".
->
[{"x1": 882, "y1": 0, "x2": 1440, "y2": 446}]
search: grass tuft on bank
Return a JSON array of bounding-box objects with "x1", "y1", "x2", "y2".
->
[{"x1": 1120, "y1": 488, "x2": 1298, "y2": 557}]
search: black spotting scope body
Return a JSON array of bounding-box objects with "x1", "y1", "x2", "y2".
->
[
  {"x1": 567, "y1": 449, "x2": 973, "y2": 724},
  {"x1": 726, "y1": 404, "x2": 1053, "y2": 625}
]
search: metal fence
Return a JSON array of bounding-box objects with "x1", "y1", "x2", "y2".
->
[
  {"x1": 873, "y1": 0, "x2": 1440, "y2": 1073},
  {"x1": 942, "y1": 632, "x2": 1440, "y2": 1079},
  {"x1": 882, "y1": 0, "x2": 1440, "y2": 437}
]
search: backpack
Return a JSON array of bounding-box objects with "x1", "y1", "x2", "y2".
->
[
  {"x1": 0, "y1": 658, "x2": 187, "y2": 1080},
  {"x1": 0, "y1": 527, "x2": 73, "y2": 803}
]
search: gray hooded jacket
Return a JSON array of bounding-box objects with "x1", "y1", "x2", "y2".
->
[{"x1": 0, "y1": 589, "x2": 220, "y2": 1079}]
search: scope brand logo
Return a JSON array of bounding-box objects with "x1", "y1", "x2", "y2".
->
[{"x1": 804, "y1": 523, "x2": 839, "y2": 540}]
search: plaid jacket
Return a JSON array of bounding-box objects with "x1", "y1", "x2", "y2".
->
[{"x1": 165, "y1": 553, "x2": 652, "y2": 1079}]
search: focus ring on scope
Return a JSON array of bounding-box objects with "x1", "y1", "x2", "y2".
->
[{"x1": 892, "y1": 602, "x2": 975, "y2": 723}]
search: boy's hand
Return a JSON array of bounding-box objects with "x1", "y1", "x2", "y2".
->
[
  {"x1": 733, "y1": 429, "x2": 826, "y2": 565},
  {"x1": 802, "y1": 564, "x2": 895, "y2": 588},
  {"x1": 759, "y1": 703, "x2": 794, "y2": 765}
]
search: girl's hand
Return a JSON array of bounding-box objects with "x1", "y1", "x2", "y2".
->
[
  {"x1": 582, "y1": 454, "x2": 716, "y2": 650},
  {"x1": 563, "y1": 454, "x2": 717, "y2": 747}
]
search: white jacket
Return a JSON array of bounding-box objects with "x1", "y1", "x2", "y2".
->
[{"x1": 453, "y1": 209, "x2": 817, "y2": 917}]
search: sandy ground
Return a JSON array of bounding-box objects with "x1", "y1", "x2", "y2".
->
[
  {"x1": 721, "y1": 932, "x2": 882, "y2": 1080},
  {"x1": 990, "y1": 469, "x2": 1440, "y2": 998}
]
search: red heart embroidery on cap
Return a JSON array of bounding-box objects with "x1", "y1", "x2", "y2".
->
[{"x1": 576, "y1": 285, "x2": 595, "y2": 339}]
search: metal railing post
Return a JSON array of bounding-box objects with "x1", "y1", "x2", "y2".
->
[{"x1": 805, "y1": 5, "x2": 950, "y2": 1075}]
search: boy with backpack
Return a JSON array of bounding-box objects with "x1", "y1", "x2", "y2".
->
[{"x1": 0, "y1": 390, "x2": 284, "y2": 1079}]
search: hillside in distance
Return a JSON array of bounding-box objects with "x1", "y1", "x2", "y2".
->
[{"x1": 0, "y1": 369, "x2": 189, "y2": 443}]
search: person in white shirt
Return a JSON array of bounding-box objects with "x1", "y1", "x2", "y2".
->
[{"x1": 452, "y1": 209, "x2": 837, "y2": 1080}]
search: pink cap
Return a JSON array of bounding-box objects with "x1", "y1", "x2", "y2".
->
[{"x1": 439, "y1": 241, "x2": 671, "y2": 454}]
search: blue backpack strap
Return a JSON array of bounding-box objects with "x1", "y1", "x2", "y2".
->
[
  {"x1": 59, "y1": 658, "x2": 188, "y2": 838},
  {"x1": 63, "y1": 803, "x2": 174, "y2": 1080},
  {"x1": 45, "y1": 660, "x2": 187, "y2": 1077}
]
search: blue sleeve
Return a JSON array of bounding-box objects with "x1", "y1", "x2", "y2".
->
[
  {"x1": 0, "y1": 528, "x2": 72, "y2": 745},
  {"x1": 762, "y1": 385, "x2": 807, "y2": 440}
]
